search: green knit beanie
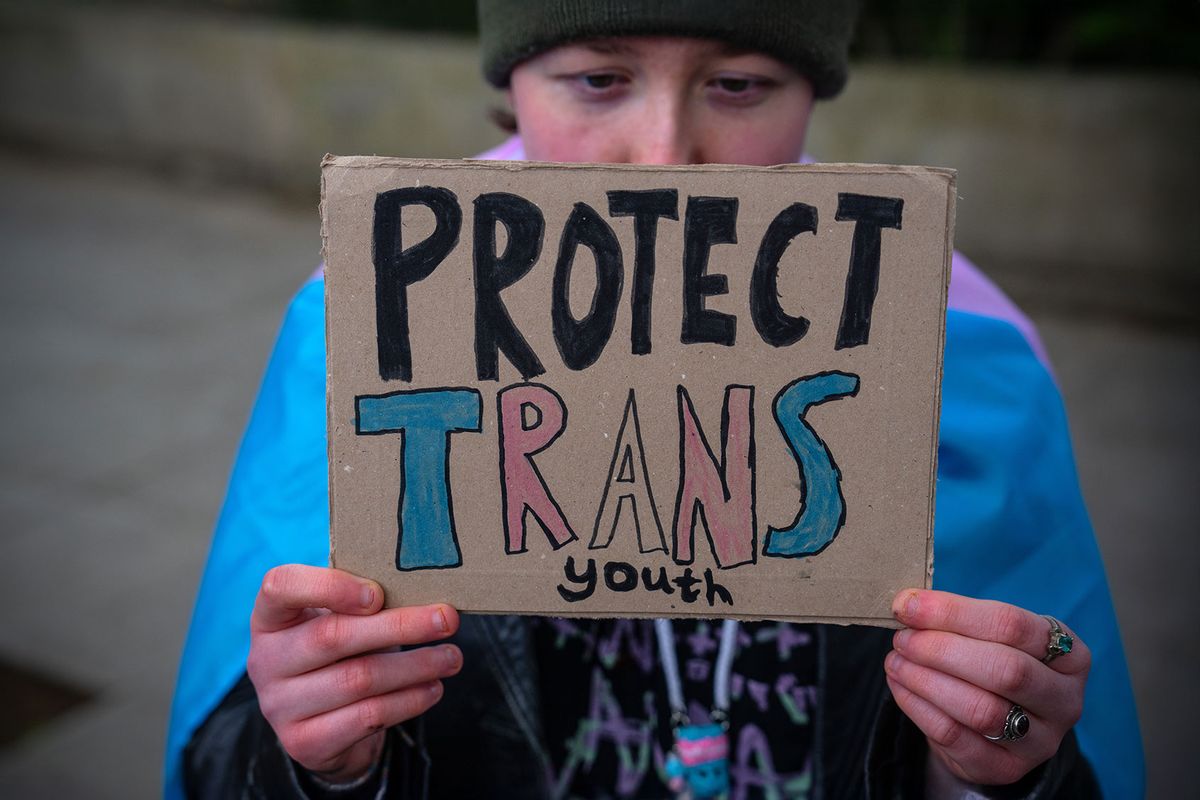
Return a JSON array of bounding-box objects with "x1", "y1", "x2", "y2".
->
[{"x1": 478, "y1": 0, "x2": 860, "y2": 99}]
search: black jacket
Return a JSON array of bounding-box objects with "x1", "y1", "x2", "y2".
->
[{"x1": 184, "y1": 617, "x2": 1098, "y2": 799}]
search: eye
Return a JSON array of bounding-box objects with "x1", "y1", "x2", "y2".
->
[
  {"x1": 707, "y1": 73, "x2": 775, "y2": 106},
  {"x1": 561, "y1": 70, "x2": 630, "y2": 98},
  {"x1": 715, "y1": 77, "x2": 753, "y2": 93},
  {"x1": 583, "y1": 73, "x2": 619, "y2": 89}
]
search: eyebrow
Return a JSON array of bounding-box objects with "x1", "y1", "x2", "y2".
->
[
  {"x1": 582, "y1": 38, "x2": 758, "y2": 59},
  {"x1": 716, "y1": 42, "x2": 757, "y2": 58},
  {"x1": 583, "y1": 40, "x2": 637, "y2": 56}
]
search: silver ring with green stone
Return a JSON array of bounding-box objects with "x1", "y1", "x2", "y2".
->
[
  {"x1": 1042, "y1": 616, "x2": 1074, "y2": 664},
  {"x1": 984, "y1": 704, "x2": 1031, "y2": 742}
]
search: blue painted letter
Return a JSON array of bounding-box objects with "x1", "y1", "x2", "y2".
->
[
  {"x1": 764, "y1": 372, "x2": 859, "y2": 559},
  {"x1": 356, "y1": 389, "x2": 483, "y2": 570}
]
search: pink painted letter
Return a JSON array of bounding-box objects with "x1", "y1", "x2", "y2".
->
[
  {"x1": 672, "y1": 385, "x2": 756, "y2": 569},
  {"x1": 498, "y1": 383, "x2": 578, "y2": 553}
]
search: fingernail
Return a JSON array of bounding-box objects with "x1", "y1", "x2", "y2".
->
[
  {"x1": 429, "y1": 681, "x2": 444, "y2": 698},
  {"x1": 361, "y1": 584, "x2": 376, "y2": 608},
  {"x1": 893, "y1": 590, "x2": 919, "y2": 621},
  {"x1": 434, "y1": 607, "x2": 449, "y2": 633},
  {"x1": 894, "y1": 628, "x2": 912, "y2": 651},
  {"x1": 884, "y1": 651, "x2": 899, "y2": 674},
  {"x1": 443, "y1": 645, "x2": 461, "y2": 671}
]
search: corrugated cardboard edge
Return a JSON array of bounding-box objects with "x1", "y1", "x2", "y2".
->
[
  {"x1": 321, "y1": 154, "x2": 338, "y2": 569},
  {"x1": 468, "y1": 609, "x2": 905, "y2": 628},
  {"x1": 322, "y1": 154, "x2": 958, "y2": 183},
  {"x1": 927, "y1": 170, "x2": 957, "y2": 593},
  {"x1": 319, "y1": 154, "x2": 956, "y2": 625}
]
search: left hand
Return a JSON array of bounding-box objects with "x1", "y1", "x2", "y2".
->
[{"x1": 886, "y1": 589, "x2": 1090, "y2": 786}]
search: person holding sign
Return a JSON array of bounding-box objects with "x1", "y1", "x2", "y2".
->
[{"x1": 167, "y1": 2, "x2": 1142, "y2": 798}]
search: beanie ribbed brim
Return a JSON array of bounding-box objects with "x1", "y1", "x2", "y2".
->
[{"x1": 478, "y1": 0, "x2": 859, "y2": 99}]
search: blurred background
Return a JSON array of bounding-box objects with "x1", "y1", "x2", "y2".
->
[{"x1": 0, "y1": 0, "x2": 1195, "y2": 796}]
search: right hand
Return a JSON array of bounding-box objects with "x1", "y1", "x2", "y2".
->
[{"x1": 247, "y1": 564, "x2": 461, "y2": 784}]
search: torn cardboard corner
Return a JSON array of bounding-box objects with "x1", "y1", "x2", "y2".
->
[{"x1": 322, "y1": 157, "x2": 955, "y2": 626}]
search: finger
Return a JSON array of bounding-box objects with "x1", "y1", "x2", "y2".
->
[
  {"x1": 275, "y1": 604, "x2": 459, "y2": 675},
  {"x1": 885, "y1": 651, "x2": 1037, "y2": 740},
  {"x1": 885, "y1": 673, "x2": 1031, "y2": 786},
  {"x1": 893, "y1": 628, "x2": 1080, "y2": 722},
  {"x1": 263, "y1": 645, "x2": 462, "y2": 722},
  {"x1": 281, "y1": 681, "x2": 445, "y2": 771},
  {"x1": 886, "y1": 650, "x2": 1063, "y2": 782},
  {"x1": 253, "y1": 565, "x2": 382, "y2": 633},
  {"x1": 892, "y1": 590, "x2": 1091, "y2": 676}
]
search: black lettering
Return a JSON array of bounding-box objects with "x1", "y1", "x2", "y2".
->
[
  {"x1": 673, "y1": 567, "x2": 702, "y2": 603},
  {"x1": 603, "y1": 560, "x2": 638, "y2": 592},
  {"x1": 704, "y1": 568, "x2": 734, "y2": 607},
  {"x1": 607, "y1": 189, "x2": 679, "y2": 354},
  {"x1": 372, "y1": 187, "x2": 462, "y2": 381},
  {"x1": 750, "y1": 202, "x2": 816, "y2": 347},
  {"x1": 552, "y1": 203, "x2": 624, "y2": 370},
  {"x1": 834, "y1": 193, "x2": 903, "y2": 349},
  {"x1": 681, "y1": 196, "x2": 738, "y2": 346},
  {"x1": 557, "y1": 556, "x2": 597, "y2": 602},
  {"x1": 641, "y1": 566, "x2": 676, "y2": 595},
  {"x1": 473, "y1": 192, "x2": 547, "y2": 380}
]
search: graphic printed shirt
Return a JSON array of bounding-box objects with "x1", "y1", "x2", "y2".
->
[{"x1": 533, "y1": 618, "x2": 818, "y2": 799}]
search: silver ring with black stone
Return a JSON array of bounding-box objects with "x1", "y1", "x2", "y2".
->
[{"x1": 983, "y1": 704, "x2": 1030, "y2": 742}]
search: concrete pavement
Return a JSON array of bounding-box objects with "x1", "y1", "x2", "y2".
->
[
  {"x1": 0, "y1": 152, "x2": 1194, "y2": 797},
  {"x1": 0, "y1": 152, "x2": 317, "y2": 797}
]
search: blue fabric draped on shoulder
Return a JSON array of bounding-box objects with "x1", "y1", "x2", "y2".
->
[
  {"x1": 937, "y1": 308, "x2": 1142, "y2": 798},
  {"x1": 164, "y1": 276, "x2": 1143, "y2": 798},
  {"x1": 164, "y1": 278, "x2": 328, "y2": 799}
]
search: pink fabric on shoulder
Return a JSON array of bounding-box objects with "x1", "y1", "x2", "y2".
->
[
  {"x1": 946, "y1": 251, "x2": 1051, "y2": 371},
  {"x1": 476, "y1": 136, "x2": 526, "y2": 161}
]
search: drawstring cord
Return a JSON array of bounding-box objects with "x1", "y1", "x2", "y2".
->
[{"x1": 654, "y1": 618, "x2": 739, "y2": 730}]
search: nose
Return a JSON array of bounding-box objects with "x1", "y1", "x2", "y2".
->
[{"x1": 626, "y1": 96, "x2": 698, "y2": 165}]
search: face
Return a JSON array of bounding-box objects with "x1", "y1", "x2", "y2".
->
[{"x1": 508, "y1": 37, "x2": 815, "y2": 166}]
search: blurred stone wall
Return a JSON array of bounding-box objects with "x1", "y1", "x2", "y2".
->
[
  {"x1": 808, "y1": 69, "x2": 1200, "y2": 325},
  {"x1": 2, "y1": 2, "x2": 1196, "y2": 323},
  {"x1": 0, "y1": 3, "x2": 495, "y2": 187}
]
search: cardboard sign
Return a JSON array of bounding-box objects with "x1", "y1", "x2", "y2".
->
[{"x1": 323, "y1": 156, "x2": 954, "y2": 625}]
